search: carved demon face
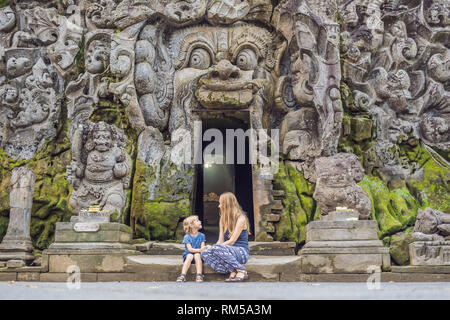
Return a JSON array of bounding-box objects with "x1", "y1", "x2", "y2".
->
[
  {"x1": 93, "y1": 129, "x2": 112, "y2": 152},
  {"x1": 171, "y1": 24, "x2": 279, "y2": 110}
]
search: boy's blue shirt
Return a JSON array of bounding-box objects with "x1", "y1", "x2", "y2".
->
[{"x1": 182, "y1": 232, "x2": 206, "y2": 259}]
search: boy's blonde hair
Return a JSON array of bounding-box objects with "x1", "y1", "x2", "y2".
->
[{"x1": 183, "y1": 215, "x2": 199, "y2": 234}]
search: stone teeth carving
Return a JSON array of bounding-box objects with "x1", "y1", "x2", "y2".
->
[
  {"x1": 67, "y1": 121, "x2": 131, "y2": 220},
  {"x1": 313, "y1": 153, "x2": 372, "y2": 220}
]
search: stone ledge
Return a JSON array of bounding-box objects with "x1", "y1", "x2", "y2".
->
[
  {"x1": 306, "y1": 220, "x2": 378, "y2": 230},
  {"x1": 125, "y1": 255, "x2": 302, "y2": 282},
  {"x1": 391, "y1": 266, "x2": 450, "y2": 274},
  {"x1": 303, "y1": 240, "x2": 384, "y2": 248},
  {"x1": 136, "y1": 241, "x2": 297, "y2": 256}
]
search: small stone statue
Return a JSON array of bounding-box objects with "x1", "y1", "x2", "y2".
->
[
  {"x1": 0, "y1": 167, "x2": 35, "y2": 265},
  {"x1": 67, "y1": 121, "x2": 131, "y2": 220},
  {"x1": 313, "y1": 153, "x2": 372, "y2": 220},
  {"x1": 413, "y1": 208, "x2": 450, "y2": 241},
  {"x1": 410, "y1": 208, "x2": 450, "y2": 265}
]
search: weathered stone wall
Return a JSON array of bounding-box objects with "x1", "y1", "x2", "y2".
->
[{"x1": 0, "y1": 1, "x2": 448, "y2": 266}]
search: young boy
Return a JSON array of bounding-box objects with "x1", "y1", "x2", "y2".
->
[{"x1": 176, "y1": 215, "x2": 208, "y2": 282}]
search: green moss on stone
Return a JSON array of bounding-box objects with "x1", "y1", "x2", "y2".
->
[
  {"x1": 130, "y1": 159, "x2": 191, "y2": 241},
  {"x1": 273, "y1": 161, "x2": 316, "y2": 244},
  {"x1": 0, "y1": 0, "x2": 9, "y2": 8}
]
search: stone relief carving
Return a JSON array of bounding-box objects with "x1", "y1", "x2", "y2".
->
[
  {"x1": 0, "y1": 0, "x2": 446, "y2": 244},
  {"x1": 273, "y1": 0, "x2": 343, "y2": 177},
  {"x1": 67, "y1": 121, "x2": 131, "y2": 219},
  {"x1": 410, "y1": 207, "x2": 450, "y2": 265},
  {"x1": 312, "y1": 153, "x2": 371, "y2": 220},
  {"x1": 0, "y1": 5, "x2": 83, "y2": 159},
  {"x1": 339, "y1": 0, "x2": 450, "y2": 183}
]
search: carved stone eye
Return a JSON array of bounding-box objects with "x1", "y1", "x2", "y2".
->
[
  {"x1": 236, "y1": 48, "x2": 258, "y2": 70},
  {"x1": 189, "y1": 48, "x2": 211, "y2": 69}
]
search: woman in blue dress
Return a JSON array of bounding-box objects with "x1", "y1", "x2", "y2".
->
[{"x1": 201, "y1": 192, "x2": 250, "y2": 282}]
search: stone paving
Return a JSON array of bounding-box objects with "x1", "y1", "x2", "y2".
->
[{"x1": 0, "y1": 281, "x2": 449, "y2": 300}]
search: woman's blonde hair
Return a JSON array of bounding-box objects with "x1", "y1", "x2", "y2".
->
[
  {"x1": 183, "y1": 215, "x2": 199, "y2": 234},
  {"x1": 219, "y1": 192, "x2": 250, "y2": 235}
]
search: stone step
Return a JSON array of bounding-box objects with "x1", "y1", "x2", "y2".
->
[
  {"x1": 136, "y1": 241, "x2": 297, "y2": 256},
  {"x1": 125, "y1": 255, "x2": 302, "y2": 282},
  {"x1": 272, "y1": 190, "x2": 285, "y2": 199},
  {"x1": 271, "y1": 199, "x2": 284, "y2": 213}
]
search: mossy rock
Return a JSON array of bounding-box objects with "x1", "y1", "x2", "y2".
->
[
  {"x1": 131, "y1": 159, "x2": 191, "y2": 241},
  {"x1": 360, "y1": 175, "x2": 419, "y2": 238},
  {"x1": 0, "y1": 0, "x2": 9, "y2": 8},
  {"x1": 389, "y1": 231, "x2": 413, "y2": 266},
  {"x1": 272, "y1": 161, "x2": 316, "y2": 243}
]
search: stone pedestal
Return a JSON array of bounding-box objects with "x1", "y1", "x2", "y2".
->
[
  {"x1": 42, "y1": 212, "x2": 140, "y2": 274},
  {"x1": 0, "y1": 168, "x2": 35, "y2": 265},
  {"x1": 409, "y1": 241, "x2": 450, "y2": 266},
  {"x1": 299, "y1": 210, "x2": 390, "y2": 273}
]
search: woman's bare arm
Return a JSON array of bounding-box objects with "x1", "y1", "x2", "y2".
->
[
  {"x1": 217, "y1": 220, "x2": 225, "y2": 244},
  {"x1": 222, "y1": 216, "x2": 246, "y2": 246}
]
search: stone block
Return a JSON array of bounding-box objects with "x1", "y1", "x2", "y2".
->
[
  {"x1": 306, "y1": 227, "x2": 378, "y2": 241},
  {"x1": 54, "y1": 222, "x2": 133, "y2": 243},
  {"x1": 40, "y1": 273, "x2": 98, "y2": 282},
  {"x1": 7, "y1": 260, "x2": 25, "y2": 268},
  {"x1": 249, "y1": 242, "x2": 296, "y2": 256},
  {"x1": 409, "y1": 241, "x2": 450, "y2": 266},
  {"x1": 97, "y1": 273, "x2": 136, "y2": 282},
  {"x1": 0, "y1": 272, "x2": 17, "y2": 281},
  {"x1": 17, "y1": 272, "x2": 40, "y2": 281},
  {"x1": 47, "y1": 253, "x2": 130, "y2": 273},
  {"x1": 300, "y1": 253, "x2": 384, "y2": 274}
]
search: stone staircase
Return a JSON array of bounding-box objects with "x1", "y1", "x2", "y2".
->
[{"x1": 128, "y1": 241, "x2": 299, "y2": 282}]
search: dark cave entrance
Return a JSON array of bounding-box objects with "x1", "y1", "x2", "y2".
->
[{"x1": 194, "y1": 117, "x2": 255, "y2": 243}]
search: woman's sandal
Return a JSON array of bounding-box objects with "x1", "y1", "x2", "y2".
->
[
  {"x1": 225, "y1": 272, "x2": 237, "y2": 282},
  {"x1": 196, "y1": 273, "x2": 204, "y2": 283},
  {"x1": 230, "y1": 270, "x2": 248, "y2": 282},
  {"x1": 176, "y1": 274, "x2": 186, "y2": 282}
]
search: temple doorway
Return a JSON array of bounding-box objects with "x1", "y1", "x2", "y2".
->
[{"x1": 194, "y1": 118, "x2": 255, "y2": 243}]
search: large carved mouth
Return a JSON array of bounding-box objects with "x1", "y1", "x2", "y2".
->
[{"x1": 195, "y1": 78, "x2": 261, "y2": 109}]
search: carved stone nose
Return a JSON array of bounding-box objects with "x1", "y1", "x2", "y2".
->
[{"x1": 211, "y1": 59, "x2": 239, "y2": 80}]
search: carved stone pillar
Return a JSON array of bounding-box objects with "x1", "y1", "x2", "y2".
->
[{"x1": 0, "y1": 167, "x2": 35, "y2": 265}]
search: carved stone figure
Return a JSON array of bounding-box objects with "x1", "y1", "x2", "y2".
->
[
  {"x1": 410, "y1": 208, "x2": 450, "y2": 265},
  {"x1": 66, "y1": 31, "x2": 112, "y2": 138},
  {"x1": 0, "y1": 57, "x2": 61, "y2": 159},
  {"x1": 0, "y1": 167, "x2": 35, "y2": 265},
  {"x1": 67, "y1": 121, "x2": 131, "y2": 219},
  {"x1": 313, "y1": 153, "x2": 371, "y2": 220},
  {"x1": 413, "y1": 208, "x2": 450, "y2": 241}
]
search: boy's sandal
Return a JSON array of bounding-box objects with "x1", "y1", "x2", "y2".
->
[
  {"x1": 176, "y1": 274, "x2": 186, "y2": 282},
  {"x1": 230, "y1": 270, "x2": 248, "y2": 282},
  {"x1": 195, "y1": 273, "x2": 204, "y2": 282}
]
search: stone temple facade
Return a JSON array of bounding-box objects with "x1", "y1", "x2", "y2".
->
[{"x1": 0, "y1": 0, "x2": 448, "y2": 268}]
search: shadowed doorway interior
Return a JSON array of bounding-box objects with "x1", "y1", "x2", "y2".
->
[{"x1": 195, "y1": 118, "x2": 255, "y2": 243}]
